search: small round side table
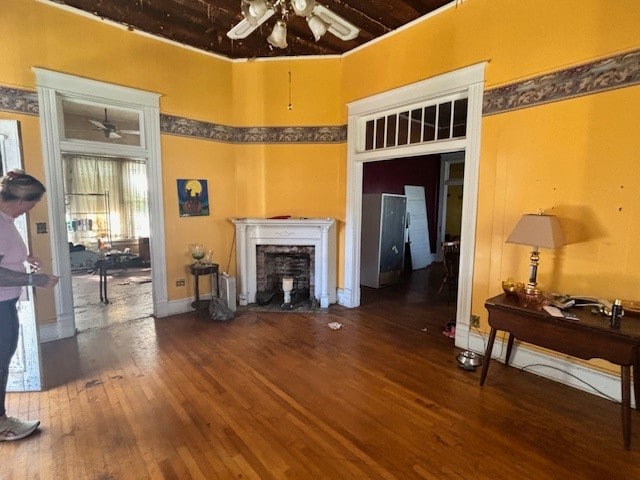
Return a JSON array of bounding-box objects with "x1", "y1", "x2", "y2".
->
[{"x1": 190, "y1": 263, "x2": 219, "y2": 315}]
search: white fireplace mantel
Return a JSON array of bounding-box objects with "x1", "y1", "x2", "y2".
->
[{"x1": 231, "y1": 218, "x2": 337, "y2": 308}]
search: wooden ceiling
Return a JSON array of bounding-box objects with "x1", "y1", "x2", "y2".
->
[{"x1": 45, "y1": 0, "x2": 453, "y2": 60}]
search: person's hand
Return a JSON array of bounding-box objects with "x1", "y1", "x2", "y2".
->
[
  {"x1": 34, "y1": 273, "x2": 59, "y2": 288},
  {"x1": 26, "y1": 255, "x2": 42, "y2": 272}
]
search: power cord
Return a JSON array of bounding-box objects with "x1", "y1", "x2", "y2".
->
[
  {"x1": 473, "y1": 329, "x2": 617, "y2": 402},
  {"x1": 519, "y1": 363, "x2": 618, "y2": 402},
  {"x1": 225, "y1": 228, "x2": 236, "y2": 274}
]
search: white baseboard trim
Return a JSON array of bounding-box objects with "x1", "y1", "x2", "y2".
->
[
  {"x1": 464, "y1": 329, "x2": 630, "y2": 407},
  {"x1": 155, "y1": 298, "x2": 195, "y2": 318}
]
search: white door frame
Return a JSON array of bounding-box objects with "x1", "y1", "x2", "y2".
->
[
  {"x1": 33, "y1": 68, "x2": 167, "y2": 341},
  {"x1": 342, "y1": 63, "x2": 486, "y2": 351}
]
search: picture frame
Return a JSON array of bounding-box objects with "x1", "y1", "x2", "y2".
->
[{"x1": 177, "y1": 178, "x2": 209, "y2": 217}]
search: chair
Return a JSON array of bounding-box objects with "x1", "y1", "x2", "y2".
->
[{"x1": 438, "y1": 241, "x2": 460, "y2": 304}]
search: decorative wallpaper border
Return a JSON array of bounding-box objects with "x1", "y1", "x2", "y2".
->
[
  {"x1": 0, "y1": 86, "x2": 38, "y2": 116},
  {"x1": 483, "y1": 49, "x2": 640, "y2": 115},
  {"x1": 160, "y1": 114, "x2": 346, "y2": 143},
  {"x1": 1, "y1": 47, "x2": 638, "y2": 142}
]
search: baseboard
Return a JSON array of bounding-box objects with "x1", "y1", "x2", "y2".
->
[{"x1": 464, "y1": 329, "x2": 630, "y2": 406}]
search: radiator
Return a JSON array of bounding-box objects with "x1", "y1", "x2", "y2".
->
[{"x1": 219, "y1": 272, "x2": 237, "y2": 312}]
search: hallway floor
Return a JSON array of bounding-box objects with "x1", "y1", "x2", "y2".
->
[{"x1": 72, "y1": 267, "x2": 153, "y2": 332}]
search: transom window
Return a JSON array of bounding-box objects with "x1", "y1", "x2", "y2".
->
[{"x1": 362, "y1": 94, "x2": 468, "y2": 152}]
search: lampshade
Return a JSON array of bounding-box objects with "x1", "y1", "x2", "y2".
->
[
  {"x1": 267, "y1": 20, "x2": 288, "y2": 49},
  {"x1": 506, "y1": 214, "x2": 565, "y2": 249},
  {"x1": 306, "y1": 14, "x2": 330, "y2": 41}
]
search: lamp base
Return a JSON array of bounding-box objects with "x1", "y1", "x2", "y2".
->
[{"x1": 525, "y1": 284, "x2": 540, "y2": 295}]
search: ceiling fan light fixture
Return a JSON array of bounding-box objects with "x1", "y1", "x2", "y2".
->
[
  {"x1": 242, "y1": 0, "x2": 270, "y2": 26},
  {"x1": 291, "y1": 0, "x2": 316, "y2": 17},
  {"x1": 306, "y1": 14, "x2": 329, "y2": 41},
  {"x1": 229, "y1": 0, "x2": 358, "y2": 50},
  {"x1": 267, "y1": 19, "x2": 288, "y2": 49}
]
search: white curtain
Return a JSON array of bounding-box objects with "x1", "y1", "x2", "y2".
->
[{"x1": 63, "y1": 154, "x2": 149, "y2": 246}]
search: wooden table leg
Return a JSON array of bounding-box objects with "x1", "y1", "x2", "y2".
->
[
  {"x1": 622, "y1": 365, "x2": 631, "y2": 450},
  {"x1": 634, "y1": 348, "x2": 639, "y2": 411},
  {"x1": 505, "y1": 334, "x2": 515, "y2": 365},
  {"x1": 99, "y1": 265, "x2": 109, "y2": 304},
  {"x1": 480, "y1": 327, "x2": 497, "y2": 386}
]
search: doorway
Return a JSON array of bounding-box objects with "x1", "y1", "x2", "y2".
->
[
  {"x1": 344, "y1": 63, "x2": 486, "y2": 351},
  {"x1": 34, "y1": 68, "x2": 166, "y2": 341},
  {"x1": 62, "y1": 153, "x2": 153, "y2": 331}
]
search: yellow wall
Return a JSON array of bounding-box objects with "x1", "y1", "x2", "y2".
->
[
  {"x1": 476, "y1": 86, "x2": 640, "y2": 320},
  {"x1": 342, "y1": 1, "x2": 640, "y2": 96},
  {"x1": 341, "y1": 0, "x2": 640, "y2": 334},
  {"x1": 2, "y1": 0, "x2": 640, "y2": 366},
  {"x1": 231, "y1": 59, "x2": 343, "y2": 126},
  {"x1": 0, "y1": 0, "x2": 344, "y2": 306}
]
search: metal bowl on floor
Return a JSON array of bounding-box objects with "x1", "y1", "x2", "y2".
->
[{"x1": 456, "y1": 350, "x2": 483, "y2": 371}]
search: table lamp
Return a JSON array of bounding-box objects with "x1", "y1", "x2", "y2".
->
[{"x1": 506, "y1": 213, "x2": 565, "y2": 293}]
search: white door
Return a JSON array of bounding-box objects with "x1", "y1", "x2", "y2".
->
[
  {"x1": 0, "y1": 120, "x2": 42, "y2": 391},
  {"x1": 404, "y1": 185, "x2": 433, "y2": 270}
]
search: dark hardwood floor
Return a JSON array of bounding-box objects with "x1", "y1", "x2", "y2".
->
[{"x1": 3, "y1": 265, "x2": 639, "y2": 479}]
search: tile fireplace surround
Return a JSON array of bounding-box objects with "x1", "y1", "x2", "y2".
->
[{"x1": 231, "y1": 218, "x2": 337, "y2": 309}]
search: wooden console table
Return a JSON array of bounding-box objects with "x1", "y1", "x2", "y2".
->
[{"x1": 480, "y1": 294, "x2": 640, "y2": 449}]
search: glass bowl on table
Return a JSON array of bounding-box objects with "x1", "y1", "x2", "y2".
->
[
  {"x1": 190, "y1": 243, "x2": 205, "y2": 265},
  {"x1": 502, "y1": 278, "x2": 524, "y2": 296},
  {"x1": 516, "y1": 288, "x2": 549, "y2": 311}
]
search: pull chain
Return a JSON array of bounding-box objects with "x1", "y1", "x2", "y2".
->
[{"x1": 287, "y1": 70, "x2": 293, "y2": 110}]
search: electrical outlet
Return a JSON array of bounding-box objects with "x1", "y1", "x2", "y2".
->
[
  {"x1": 176, "y1": 279, "x2": 186, "y2": 287},
  {"x1": 470, "y1": 315, "x2": 480, "y2": 328}
]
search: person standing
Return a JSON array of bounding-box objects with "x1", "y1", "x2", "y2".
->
[{"x1": 0, "y1": 170, "x2": 58, "y2": 441}]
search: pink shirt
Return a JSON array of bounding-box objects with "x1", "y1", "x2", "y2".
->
[{"x1": 0, "y1": 209, "x2": 27, "y2": 301}]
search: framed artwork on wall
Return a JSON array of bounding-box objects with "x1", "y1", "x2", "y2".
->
[{"x1": 177, "y1": 178, "x2": 209, "y2": 217}]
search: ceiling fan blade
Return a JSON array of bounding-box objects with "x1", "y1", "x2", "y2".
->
[
  {"x1": 313, "y1": 5, "x2": 360, "y2": 41},
  {"x1": 227, "y1": 8, "x2": 275, "y2": 39},
  {"x1": 108, "y1": 131, "x2": 122, "y2": 139},
  {"x1": 89, "y1": 119, "x2": 107, "y2": 130},
  {"x1": 119, "y1": 130, "x2": 140, "y2": 135}
]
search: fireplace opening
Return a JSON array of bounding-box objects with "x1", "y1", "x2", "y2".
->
[{"x1": 256, "y1": 245, "x2": 316, "y2": 308}]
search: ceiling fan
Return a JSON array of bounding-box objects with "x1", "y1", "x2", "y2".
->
[
  {"x1": 89, "y1": 108, "x2": 140, "y2": 139},
  {"x1": 227, "y1": 0, "x2": 359, "y2": 49}
]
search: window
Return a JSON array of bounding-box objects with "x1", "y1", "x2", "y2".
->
[
  {"x1": 63, "y1": 154, "x2": 149, "y2": 246},
  {"x1": 362, "y1": 94, "x2": 468, "y2": 152}
]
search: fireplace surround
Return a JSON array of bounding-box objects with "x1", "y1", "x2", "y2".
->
[{"x1": 231, "y1": 218, "x2": 336, "y2": 308}]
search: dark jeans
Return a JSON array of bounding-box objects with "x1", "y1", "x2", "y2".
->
[{"x1": 0, "y1": 298, "x2": 20, "y2": 418}]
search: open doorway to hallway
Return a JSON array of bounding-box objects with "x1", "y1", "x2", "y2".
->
[
  {"x1": 62, "y1": 153, "x2": 152, "y2": 332},
  {"x1": 360, "y1": 152, "x2": 464, "y2": 301}
]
